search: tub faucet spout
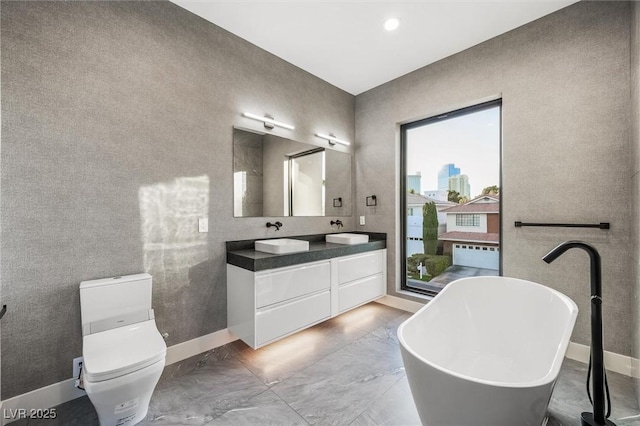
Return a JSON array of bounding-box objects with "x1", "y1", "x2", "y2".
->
[
  {"x1": 543, "y1": 241, "x2": 614, "y2": 426},
  {"x1": 543, "y1": 241, "x2": 601, "y2": 299}
]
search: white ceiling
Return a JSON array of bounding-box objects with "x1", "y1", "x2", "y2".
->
[{"x1": 172, "y1": 0, "x2": 578, "y2": 95}]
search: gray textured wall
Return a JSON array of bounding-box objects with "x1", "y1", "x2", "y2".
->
[
  {"x1": 325, "y1": 149, "x2": 352, "y2": 217},
  {"x1": 355, "y1": 1, "x2": 632, "y2": 356},
  {"x1": 1, "y1": 1, "x2": 355, "y2": 399},
  {"x1": 631, "y1": 0, "x2": 640, "y2": 407}
]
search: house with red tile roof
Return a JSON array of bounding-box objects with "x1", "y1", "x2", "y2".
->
[{"x1": 438, "y1": 195, "x2": 500, "y2": 270}]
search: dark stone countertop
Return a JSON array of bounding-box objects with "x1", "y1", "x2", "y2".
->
[{"x1": 226, "y1": 232, "x2": 386, "y2": 272}]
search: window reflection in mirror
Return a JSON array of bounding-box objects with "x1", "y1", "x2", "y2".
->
[{"x1": 289, "y1": 148, "x2": 325, "y2": 216}]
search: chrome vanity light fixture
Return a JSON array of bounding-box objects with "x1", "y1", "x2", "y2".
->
[
  {"x1": 315, "y1": 133, "x2": 350, "y2": 146},
  {"x1": 243, "y1": 112, "x2": 295, "y2": 130}
]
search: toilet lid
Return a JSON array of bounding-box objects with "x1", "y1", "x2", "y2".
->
[{"x1": 82, "y1": 319, "x2": 166, "y2": 382}]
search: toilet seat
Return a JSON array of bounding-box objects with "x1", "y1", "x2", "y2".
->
[{"x1": 83, "y1": 319, "x2": 166, "y2": 382}]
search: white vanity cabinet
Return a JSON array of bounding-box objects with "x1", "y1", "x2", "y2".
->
[
  {"x1": 227, "y1": 249, "x2": 386, "y2": 349},
  {"x1": 336, "y1": 250, "x2": 386, "y2": 313},
  {"x1": 227, "y1": 259, "x2": 332, "y2": 348}
]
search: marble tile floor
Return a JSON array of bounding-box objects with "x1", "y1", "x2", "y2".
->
[{"x1": 17, "y1": 302, "x2": 640, "y2": 426}]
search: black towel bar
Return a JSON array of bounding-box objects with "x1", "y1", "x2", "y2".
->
[{"x1": 514, "y1": 221, "x2": 610, "y2": 230}]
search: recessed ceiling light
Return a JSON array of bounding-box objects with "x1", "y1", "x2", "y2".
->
[{"x1": 383, "y1": 17, "x2": 401, "y2": 32}]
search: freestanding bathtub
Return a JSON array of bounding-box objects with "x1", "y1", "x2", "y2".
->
[{"x1": 398, "y1": 276, "x2": 578, "y2": 426}]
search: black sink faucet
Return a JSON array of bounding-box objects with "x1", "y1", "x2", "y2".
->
[
  {"x1": 330, "y1": 220, "x2": 343, "y2": 228},
  {"x1": 543, "y1": 241, "x2": 615, "y2": 426},
  {"x1": 266, "y1": 221, "x2": 282, "y2": 231}
]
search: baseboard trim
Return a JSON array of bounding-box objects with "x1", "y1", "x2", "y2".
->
[
  {"x1": 165, "y1": 328, "x2": 237, "y2": 365},
  {"x1": 1, "y1": 328, "x2": 238, "y2": 425},
  {"x1": 374, "y1": 294, "x2": 426, "y2": 313},
  {"x1": 565, "y1": 342, "x2": 635, "y2": 377}
]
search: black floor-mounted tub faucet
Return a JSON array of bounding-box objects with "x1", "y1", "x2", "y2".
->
[{"x1": 543, "y1": 241, "x2": 615, "y2": 426}]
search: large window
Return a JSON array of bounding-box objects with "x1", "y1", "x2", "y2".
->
[{"x1": 401, "y1": 100, "x2": 502, "y2": 296}]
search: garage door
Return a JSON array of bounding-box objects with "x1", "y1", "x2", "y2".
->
[{"x1": 453, "y1": 244, "x2": 499, "y2": 270}]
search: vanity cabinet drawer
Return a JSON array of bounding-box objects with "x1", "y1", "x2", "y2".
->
[
  {"x1": 337, "y1": 251, "x2": 384, "y2": 284},
  {"x1": 256, "y1": 290, "x2": 331, "y2": 346},
  {"x1": 338, "y1": 273, "x2": 385, "y2": 313},
  {"x1": 255, "y1": 261, "x2": 330, "y2": 308}
]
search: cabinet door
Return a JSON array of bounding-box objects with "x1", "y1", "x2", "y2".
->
[
  {"x1": 255, "y1": 291, "x2": 331, "y2": 347},
  {"x1": 338, "y1": 274, "x2": 385, "y2": 313},
  {"x1": 337, "y1": 250, "x2": 384, "y2": 284},
  {"x1": 255, "y1": 261, "x2": 330, "y2": 309}
]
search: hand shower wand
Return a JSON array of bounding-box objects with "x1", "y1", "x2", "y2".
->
[{"x1": 543, "y1": 241, "x2": 615, "y2": 426}]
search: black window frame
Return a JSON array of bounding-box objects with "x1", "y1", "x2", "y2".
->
[{"x1": 400, "y1": 99, "x2": 503, "y2": 296}]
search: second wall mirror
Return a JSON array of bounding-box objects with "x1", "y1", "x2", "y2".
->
[{"x1": 233, "y1": 128, "x2": 352, "y2": 218}]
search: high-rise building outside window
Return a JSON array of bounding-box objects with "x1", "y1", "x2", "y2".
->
[{"x1": 437, "y1": 163, "x2": 460, "y2": 191}]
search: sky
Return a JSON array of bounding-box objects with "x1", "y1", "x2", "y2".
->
[{"x1": 406, "y1": 105, "x2": 500, "y2": 198}]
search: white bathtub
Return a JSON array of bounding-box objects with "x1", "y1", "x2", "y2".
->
[{"x1": 398, "y1": 276, "x2": 578, "y2": 426}]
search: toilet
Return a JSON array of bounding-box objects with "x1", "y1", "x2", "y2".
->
[{"x1": 80, "y1": 273, "x2": 166, "y2": 426}]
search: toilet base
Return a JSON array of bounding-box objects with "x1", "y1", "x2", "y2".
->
[{"x1": 84, "y1": 359, "x2": 164, "y2": 426}]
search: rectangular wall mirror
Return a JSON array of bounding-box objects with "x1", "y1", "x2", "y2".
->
[{"x1": 233, "y1": 128, "x2": 352, "y2": 217}]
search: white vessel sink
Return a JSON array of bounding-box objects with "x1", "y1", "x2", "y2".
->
[
  {"x1": 326, "y1": 233, "x2": 369, "y2": 245},
  {"x1": 255, "y1": 238, "x2": 309, "y2": 254}
]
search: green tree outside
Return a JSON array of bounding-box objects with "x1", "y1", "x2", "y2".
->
[
  {"x1": 422, "y1": 202, "x2": 438, "y2": 255},
  {"x1": 448, "y1": 190, "x2": 461, "y2": 203},
  {"x1": 481, "y1": 185, "x2": 500, "y2": 195}
]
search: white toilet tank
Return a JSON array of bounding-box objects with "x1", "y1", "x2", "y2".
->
[{"x1": 80, "y1": 273, "x2": 153, "y2": 333}]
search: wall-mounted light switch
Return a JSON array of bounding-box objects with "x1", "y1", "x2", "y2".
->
[
  {"x1": 198, "y1": 218, "x2": 208, "y2": 233},
  {"x1": 359, "y1": 216, "x2": 365, "y2": 226}
]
